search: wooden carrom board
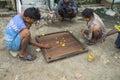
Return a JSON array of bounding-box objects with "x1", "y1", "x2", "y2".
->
[{"x1": 36, "y1": 31, "x2": 88, "y2": 62}]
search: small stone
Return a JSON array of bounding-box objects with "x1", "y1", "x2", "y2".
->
[
  {"x1": 114, "y1": 56, "x2": 118, "y2": 59},
  {"x1": 36, "y1": 48, "x2": 41, "y2": 52},
  {"x1": 104, "y1": 59, "x2": 110, "y2": 64}
]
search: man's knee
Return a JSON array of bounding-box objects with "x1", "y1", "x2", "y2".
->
[{"x1": 20, "y1": 29, "x2": 30, "y2": 38}]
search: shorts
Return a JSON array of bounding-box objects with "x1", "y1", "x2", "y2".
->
[{"x1": 6, "y1": 34, "x2": 22, "y2": 51}]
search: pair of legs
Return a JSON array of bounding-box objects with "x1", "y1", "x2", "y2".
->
[
  {"x1": 58, "y1": 8, "x2": 77, "y2": 21},
  {"x1": 19, "y1": 29, "x2": 30, "y2": 57},
  {"x1": 19, "y1": 28, "x2": 36, "y2": 61},
  {"x1": 81, "y1": 28, "x2": 102, "y2": 44},
  {"x1": 6, "y1": 28, "x2": 35, "y2": 61}
]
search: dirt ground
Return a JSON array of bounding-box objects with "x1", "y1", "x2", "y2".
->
[{"x1": 0, "y1": 9, "x2": 120, "y2": 80}]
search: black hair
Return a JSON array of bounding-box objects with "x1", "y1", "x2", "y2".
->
[
  {"x1": 81, "y1": 8, "x2": 94, "y2": 18},
  {"x1": 24, "y1": 7, "x2": 41, "y2": 20}
]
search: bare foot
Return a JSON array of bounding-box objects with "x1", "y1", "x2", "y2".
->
[{"x1": 19, "y1": 53, "x2": 36, "y2": 61}]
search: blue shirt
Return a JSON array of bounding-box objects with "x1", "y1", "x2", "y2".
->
[
  {"x1": 5, "y1": 14, "x2": 26, "y2": 41},
  {"x1": 55, "y1": 0, "x2": 78, "y2": 14}
]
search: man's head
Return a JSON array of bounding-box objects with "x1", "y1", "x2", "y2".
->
[
  {"x1": 23, "y1": 7, "x2": 41, "y2": 25},
  {"x1": 64, "y1": 0, "x2": 70, "y2": 3},
  {"x1": 81, "y1": 8, "x2": 94, "y2": 21}
]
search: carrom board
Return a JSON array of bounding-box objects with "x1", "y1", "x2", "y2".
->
[{"x1": 36, "y1": 31, "x2": 88, "y2": 62}]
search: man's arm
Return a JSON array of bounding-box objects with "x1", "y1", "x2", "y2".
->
[
  {"x1": 104, "y1": 28, "x2": 118, "y2": 37},
  {"x1": 30, "y1": 38, "x2": 51, "y2": 49},
  {"x1": 104, "y1": 25, "x2": 120, "y2": 37},
  {"x1": 100, "y1": 27, "x2": 117, "y2": 42}
]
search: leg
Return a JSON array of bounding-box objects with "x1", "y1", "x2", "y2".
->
[
  {"x1": 93, "y1": 30, "x2": 100, "y2": 41},
  {"x1": 92, "y1": 26, "x2": 101, "y2": 41},
  {"x1": 19, "y1": 29, "x2": 36, "y2": 61},
  {"x1": 88, "y1": 27, "x2": 103, "y2": 44},
  {"x1": 19, "y1": 29, "x2": 30, "y2": 57},
  {"x1": 81, "y1": 29, "x2": 97, "y2": 45},
  {"x1": 7, "y1": 29, "x2": 29, "y2": 58}
]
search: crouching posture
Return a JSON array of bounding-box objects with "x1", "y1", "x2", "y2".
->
[
  {"x1": 81, "y1": 8, "x2": 106, "y2": 45},
  {"x1": 5, "y1": 7, "x2": 50, "y2": 61}
]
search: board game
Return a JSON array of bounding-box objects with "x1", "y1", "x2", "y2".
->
[{"x1": 35, "y1": 31, "x2": 88, "y2": 62}]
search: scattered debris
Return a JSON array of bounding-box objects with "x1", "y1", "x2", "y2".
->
[
  {"x1": 104, "y1": 59, "x2": 110, "y2": 64},
  {"x1": 105, "y1": 9, "x2": 116, "y2": 16},
  {"x1": 114, "y1": 56, "x2": 119, "y2": 59}
]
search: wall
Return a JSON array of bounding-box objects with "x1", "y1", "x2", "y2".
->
[{"x1": 21, "y1": 0, "x2": 47, "y2": 11}]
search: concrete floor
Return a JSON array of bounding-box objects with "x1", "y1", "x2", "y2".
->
[{"x1": 0, "y1": 11, "x2": 120, "y2": 80}]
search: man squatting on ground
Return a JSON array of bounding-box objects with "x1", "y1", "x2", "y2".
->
[
  {"x1": 52, "y1": 0, "x2": 78, "y2": 22},
  {"x1": 5, "y1": 7, "x2": 51, "y2": 61},
  {"x1": 81, "y1": 8, "x2": 106, "y2": 45}
]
